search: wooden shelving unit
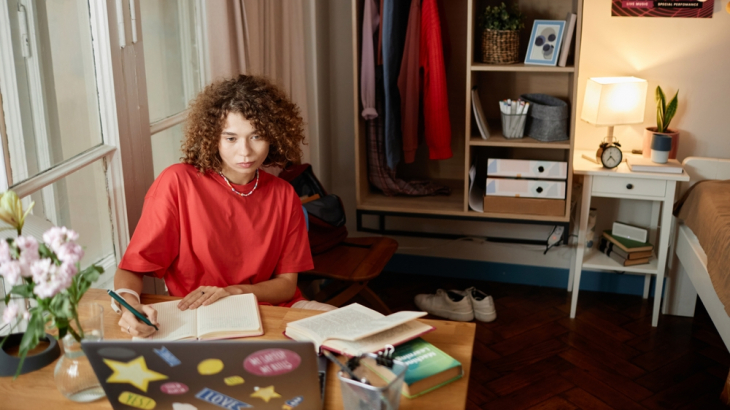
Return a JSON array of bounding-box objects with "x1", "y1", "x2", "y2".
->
[{"x1": 351, "y1": 0, "x2": 583, "y2": 227}]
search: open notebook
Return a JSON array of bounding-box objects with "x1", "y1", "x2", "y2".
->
[{"x1": 135, "y1": 294, "x2": 263, "y2": 341}]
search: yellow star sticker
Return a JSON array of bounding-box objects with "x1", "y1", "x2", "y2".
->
[
  {"x1": 104, "y1": 356, "x2": 168, "y2": 392},
  {"x1": 250, "y1": 385, "x2": 281, "y2": 403}
]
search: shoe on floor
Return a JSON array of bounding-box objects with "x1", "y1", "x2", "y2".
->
[
  {"x1": 414, "y1": 289, "x2": 474, "y2": 322},
  {"x1": 465, "y1": 286, "x2": 496, "y2": 322}
]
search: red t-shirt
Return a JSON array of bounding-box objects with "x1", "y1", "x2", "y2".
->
[{"x1": 119, "y1": 164, "x2": 313, "y2": 306}]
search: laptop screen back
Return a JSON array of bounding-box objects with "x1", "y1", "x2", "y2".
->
[{"x1": 82, "y1": 340, "x2": 322, "y2": 410}]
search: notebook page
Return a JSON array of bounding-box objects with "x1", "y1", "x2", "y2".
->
[
  {"x1": 138, "y1": 300, "x2": 197, "y2": 341},
  {"x1": 196, "y1": 294, "x2": 260, "y2": 337}
]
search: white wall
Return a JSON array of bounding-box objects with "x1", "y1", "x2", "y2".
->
[
  {"x1": 323, "y1": 0, "x2": 730, "y2": 272},
  {"x1": 575, "y1": 1, "x2": 730, "y2": 159}
]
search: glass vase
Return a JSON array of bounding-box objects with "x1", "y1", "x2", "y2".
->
[{"x1": 53, "y1": 302, "x2": 106, "y2": 402}]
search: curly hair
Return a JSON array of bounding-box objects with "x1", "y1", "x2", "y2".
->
[{"x1": 182, "y1": 75, "x2": 305, "y2": 172}]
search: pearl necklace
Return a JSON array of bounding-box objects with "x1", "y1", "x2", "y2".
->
[{"x1": 218, "y1": 169, "x2": 259, "y2": 197}]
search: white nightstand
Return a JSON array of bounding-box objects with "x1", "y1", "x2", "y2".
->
[{"x1": 570, "y1": 151, "x2": 690, "y2": 327}]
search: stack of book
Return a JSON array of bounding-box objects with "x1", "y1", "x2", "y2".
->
[{"x1": 599, "y1": 230, "x2": 653, "y2": 266}]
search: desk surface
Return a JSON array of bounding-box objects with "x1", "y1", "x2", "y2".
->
[{"x1": 0, "y1": 289, "x2": 475, "y2": 410}]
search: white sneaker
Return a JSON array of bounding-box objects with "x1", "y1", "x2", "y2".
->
[
  {"x1": 464, "y1": 287, "x2": 496, "y2": 322},
  {"x1": 414, "y1": 289, "x2": 474, "y2": 322}
]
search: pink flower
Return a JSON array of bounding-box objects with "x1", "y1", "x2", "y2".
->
[
  {"x1": 56, "y1": 242, "x2": 84, "y2": 265},
  {"x1": 59, "y1": 261, "x2": 78, "y2": 278},
  {"x1": 15, "y1": 236, "x2": 38, "y2": 261},
  {"x1": 0, "y1": 240, "x2": 10, "y2": 263},
  {"x1": 31, "y1": 258, "x2": 71, "y2": 299},
  {"x1": 42, "y1": 227, "x2": 79, "y2": 255},
  {"x1": 0, "y1": 260, "x2": 22, "y2": 287},
  {"x1": 2, "y1": 300, "x2": 18, "y2": 325},
  {"x1": 15, "y1": 236, "x2": 39, "y2": 277}
]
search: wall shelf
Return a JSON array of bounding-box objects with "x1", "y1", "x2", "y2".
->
[{"x1": 470, "y1": 63, "x2": 575, "y2": 73}]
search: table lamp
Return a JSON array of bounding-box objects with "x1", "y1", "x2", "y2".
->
[{"x1": 581, "y1": 76, "x2": 647, "y2": 168}]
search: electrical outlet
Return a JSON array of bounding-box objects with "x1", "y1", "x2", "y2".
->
[{"x1": 547, "y1": 226, "x2": 564, "y2": 247}]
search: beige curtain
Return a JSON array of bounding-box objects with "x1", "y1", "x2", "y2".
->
[{"x1": 234, "y1": 0, "x2": 310, "y2": 164}]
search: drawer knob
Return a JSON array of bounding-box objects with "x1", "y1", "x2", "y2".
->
[
  {"x1": 538, "y1": 166, "x2": 545, "y2": 173},
  {"x1": 626, "y1": 184, "x2": 634, "y2": 190},
  {"x1": 536, "y1": 187, "x2": 544, "y2": 193}
]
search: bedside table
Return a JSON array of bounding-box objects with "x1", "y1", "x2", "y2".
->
[{"x1": 570, "y1": 151, "x2": 689, "y2": 327}]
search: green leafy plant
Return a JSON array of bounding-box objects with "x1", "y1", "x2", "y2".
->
[
  {"x1": 0, "y1": 190, "x2": 102, "y2": 378},
  {"x1": 479, "y1": 2, "x2": 525, "y2": 31},
  {"x1": 655, "y1": 85, "x2": 679, "y2": 133}
]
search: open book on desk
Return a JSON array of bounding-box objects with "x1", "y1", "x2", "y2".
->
[
  {"x1": 134, "y1": 294, "x2": 263, "y2": 341},
  {"x1": 284, "y1": 303, "x2": 434, "y2": 356}
]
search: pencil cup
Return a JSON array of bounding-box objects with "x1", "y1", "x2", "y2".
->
[
  {"x1": 338, "y1": 355, "x2": 407, "y2": 410},
  {"x1": 501, "y1": 112, "x2": 528, "y2": 139}
]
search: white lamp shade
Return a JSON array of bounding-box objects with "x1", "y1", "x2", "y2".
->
[{"x1": 581, "y1": 77, "x2": 648, "y2": 126}]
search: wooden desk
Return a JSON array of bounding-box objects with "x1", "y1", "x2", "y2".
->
[{"x1": 0, "y1": 289, "x2": 475, "y2": 409}]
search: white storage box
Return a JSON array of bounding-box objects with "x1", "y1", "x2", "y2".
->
[
  {"x1": 487, "y1": 159, "x2": 568, "y2": 180},
  {"x1": 486, "y1": 178, "x2": 566, "y2": 199}
]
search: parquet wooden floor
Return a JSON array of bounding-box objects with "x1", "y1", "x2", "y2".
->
[{"x1": 362, "y1": 272, "x2": 730, "y2": 410}]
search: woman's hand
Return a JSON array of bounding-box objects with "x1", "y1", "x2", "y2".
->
[
  {"x1": 177, "y1": 286, "x2": 234, "y2": 311},
  {"x1": 117, "y1": 302, "x2": 158, "y2": 338}
]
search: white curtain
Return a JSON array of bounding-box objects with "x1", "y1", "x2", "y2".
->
[{"x1": 235, "y1": 0, "x2": 310, "y2": 164}]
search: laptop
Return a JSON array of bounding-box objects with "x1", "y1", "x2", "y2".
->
[{"x1": 82, "y1": 340, "x2": 324, "y2": 410}]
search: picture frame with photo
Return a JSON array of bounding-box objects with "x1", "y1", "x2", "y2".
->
[{"x1": 525, "y1": 20, "x2": 565, "y2": 66}]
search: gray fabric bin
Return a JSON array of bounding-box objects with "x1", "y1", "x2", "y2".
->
[{"x1": 519, "y1": 93, "x2": 569, "y2": 142}]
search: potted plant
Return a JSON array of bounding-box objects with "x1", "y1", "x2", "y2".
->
[
  {"x1": 0, "y1": 190, "x2": 104, "y2": 401},
  {"x1": 479, "y1": 2, "x2": 524, "y2": 65},
  {"x1": 643, "y1": 85, "x2": 679, "y2": 159}
]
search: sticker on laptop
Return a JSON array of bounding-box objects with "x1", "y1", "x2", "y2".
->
[
  {"x1": 283, "y1": 395, "x2": 304, "y2": 409},
  {"x1": 195, "y1": 388, "x2": 252, "y2": 409},
  {"x1": 118, "y1": 391, "x2": 157, "y2": 409},
  {"x1": 97, "y1": 347, "x2": 136, "y2": 360},
  {"x1": 160, "y1": 382, "x2": 189, "y2": 395},
  {"x1": 105, "y1": 356, "x2": 168, "y2": 392},
  {"x1": 172, "y1": 404, "x2": 198, "y2": 410},
  {"x1": 243, "y1": 349, "x2": 301, "y2": 376},
  {"x1": 224, "y1": 376, "x2": 245, "y2": 386},
  {"x1": 250, "y1": 385, "x2": 282, "y2": 403},
  {"x1": 198, "y1": 358, "x2": 224, "y2": 375},
  {"x1": 154, "y1": 346, "x2": 181, "y2": 367}
]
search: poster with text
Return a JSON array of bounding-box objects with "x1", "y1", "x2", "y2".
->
[{"x1": 612, "y1": 0, "x2": 714, "y2": 17}]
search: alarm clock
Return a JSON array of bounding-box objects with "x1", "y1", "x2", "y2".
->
[{"x1": 596, "y1": 141, "x2": 622, "y2": 169}]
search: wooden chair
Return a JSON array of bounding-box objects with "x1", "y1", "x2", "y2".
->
[{"x1": 299, "y1": 237, "x2": 398, "y2": 314}]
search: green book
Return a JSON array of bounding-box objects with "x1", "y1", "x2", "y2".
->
[
  {"x1": 362, "y1": 338, "x2": 463, "y2": 398},
  {"x1": 602, "y1": 230, "x2": 653, "y2": 253}
]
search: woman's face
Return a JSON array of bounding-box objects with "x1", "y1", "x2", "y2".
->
[{"x1": 218, "y1": 112, "x2": 270, "y2": 185}]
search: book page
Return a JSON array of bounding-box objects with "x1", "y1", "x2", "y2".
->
[
  {"x1": 286, "y1": 304, "x2": 426, "y2": 342},
  {"x1": 138, "y1": 300, "x2": 197, "y2": 341},
  {"x1": 196, "y1": 294, "x2": 261, "y2": 338},
  {"x1": 285, "y1": 304, "x2": 384, "y2": 343},
  {"x1": 324, "y1": 320, "x2": 434, "y2": 357}
]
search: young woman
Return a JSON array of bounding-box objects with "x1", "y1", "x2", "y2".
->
[{"x1": 112, "y1": 75, "x2": 332, "y2": 338}]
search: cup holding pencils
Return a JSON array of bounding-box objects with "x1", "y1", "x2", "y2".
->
[{"x1": 499, "y1": 99, "x2": 530, "y2": 139}]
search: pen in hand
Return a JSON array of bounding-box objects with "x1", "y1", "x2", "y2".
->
[{"x1": 108, "y1": 290, "x2": 159, "y2": 331}]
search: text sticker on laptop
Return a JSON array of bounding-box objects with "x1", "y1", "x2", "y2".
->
[{"x1": 243, "y1": 348, "x2": 301, "y2": 376}]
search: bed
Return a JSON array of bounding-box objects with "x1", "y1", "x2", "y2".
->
[{"x1": 665, "y1": 157, "x2": 730, "y2": 352}]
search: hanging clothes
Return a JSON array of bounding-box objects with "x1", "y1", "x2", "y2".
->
[
  {"x1": 367, "y1": 67, "x2": 451, "y2": 197},
  {"x1": 360, "y1": 0, "x2": 379, "y2": 120},
  {"x1": 420, "y1": 0, "x2": 452, "y2": 161},
  {"x1": 397, "y1": 0, "x2": 421, "y2": 164},
  {"x1": 381, "y1": 0, "x2": 411, "y2": 170}
]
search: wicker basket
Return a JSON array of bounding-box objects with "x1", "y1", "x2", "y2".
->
[{"x1": 481, "y1": 29, "x2": 519, "y2": 64}]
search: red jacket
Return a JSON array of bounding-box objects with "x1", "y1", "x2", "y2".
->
[{"x1": 419, "y1": 0, "x2": 452, "y2": 161}]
